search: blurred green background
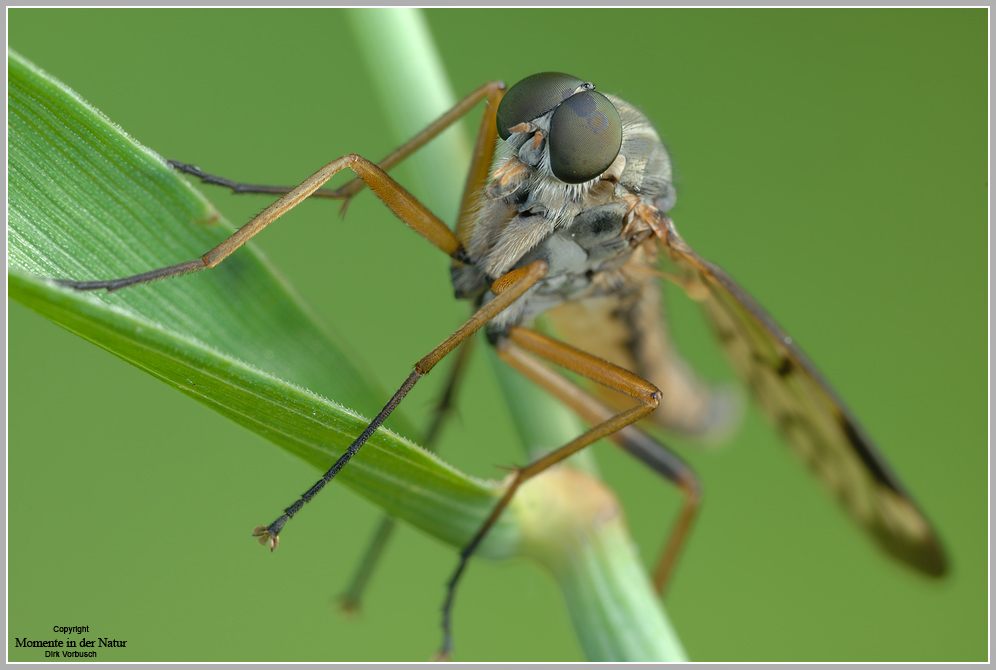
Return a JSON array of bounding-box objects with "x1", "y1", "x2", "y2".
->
[{"x1": 7, "y1": 8, "x2": 986, "y2": 662}]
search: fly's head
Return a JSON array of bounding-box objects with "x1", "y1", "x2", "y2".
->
[{"x1": 493, "y1": 73, "x2": 623, "y2": 202}]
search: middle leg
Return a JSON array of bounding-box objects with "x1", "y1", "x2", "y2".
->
[{"x1": 438, "y1": 325, "x2": 666, "y2": 658}]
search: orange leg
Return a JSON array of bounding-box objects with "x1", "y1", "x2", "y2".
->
[
  {"x1": 55, "y1": 154, "x2": 464, "y2": 292},
  {"x1": 54, "y1": 81, "x2": 508, "y2": 292},
  {"x1": 252, "y1": 261, "x2": 549, "y2": 551},
  {"x1": 495, "y1": 334, "x2": 702, "y2": 595},
  {"x1": 167, "y1": 80, "x2": 506, "y2": 215},
  {"x1": 437, "y1": 325, "x2": 694, "y2": 658}
]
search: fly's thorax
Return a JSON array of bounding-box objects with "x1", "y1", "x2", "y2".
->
[{"x1": 458, "y1": 194, "x2": 661, "y2": 334}]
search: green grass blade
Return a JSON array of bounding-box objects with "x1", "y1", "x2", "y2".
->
[{"x1": 6, "y1": 49, "x2": 518, "y2": 558}]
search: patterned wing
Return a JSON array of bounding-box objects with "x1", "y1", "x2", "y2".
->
[{"x1": 660, "y1": 215, "x2": 946, "y2": 576}]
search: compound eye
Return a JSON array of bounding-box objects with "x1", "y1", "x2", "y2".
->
[
  {"x1": 496, "y1": 72, "x2": 585, "y2": 140},
  {"x1": 548, "y1": 91, "x2": 622, "y2": 184}
]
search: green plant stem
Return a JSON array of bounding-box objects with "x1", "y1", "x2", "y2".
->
[{"x1": 342, "y1": 10, "x2": 685, "y2": 661}]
